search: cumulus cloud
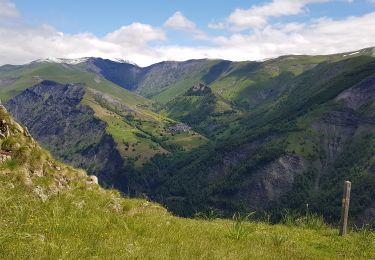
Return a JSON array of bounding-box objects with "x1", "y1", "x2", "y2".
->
[
  {"x1": 0, "y1": 0, "x2": 19, "y2": 17},
  {"x1": 0, "y1": 1, "x2": 375, "y2": 66},
  {"x1": 105, "y1": 23, "x2": 165, "y2": 45},
  {"x1": 164, "y1": 11, "x2": 196, "y2": 31},
  {"x1": 156, "y1": 11, "x2": 375, "y2": 62},
  {"x1": 0, "y1": 21, "x2": 166, "y2": 66},
  {"x1": 164, "y1": 11, "x2": 208, "y2": 40},
  {"x1": 208, "y1": 11, "x2": 375, "y2": 58},
  {"x1": 210, "y1": 0, "x2": 330, "y2": 31}
]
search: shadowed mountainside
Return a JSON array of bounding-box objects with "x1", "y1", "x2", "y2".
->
[{"x1": 5, "y1": 81, "x2": 127, "y2": 188}]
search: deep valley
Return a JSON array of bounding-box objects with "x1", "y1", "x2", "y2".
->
[{"x1": 1, "y1": 48, "x2": 374, "y2": 227}]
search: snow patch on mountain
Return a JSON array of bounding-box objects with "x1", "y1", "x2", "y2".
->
[
  {"x1": 343, "y1": 51, "x2": 360, "y2": 57},
  {"x1": 31, "y1": 57, "x2": 137, "y2": 66},
  {"x1": 32, "y1": 57, "x2": 90, "y2": 65}
]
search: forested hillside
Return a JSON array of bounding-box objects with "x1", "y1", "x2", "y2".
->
[{"x1": 0, "y1": 48, "x2": 374, "y2": 226}]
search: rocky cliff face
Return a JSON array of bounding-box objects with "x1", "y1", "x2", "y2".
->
[
  {"x1": 86, "y1": 58, "x2": 144, "y2": 90},
  {"x1": 237, "y1": 155, "x2": 306, "y2": 211},
  {"x1": 311, "y1": 76, "x2": 375, "y2": 173},
  {"x1": 5, "y1": 80, "x2": 126, "y2": 187}
]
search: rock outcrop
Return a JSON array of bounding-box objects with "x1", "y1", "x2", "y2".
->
[
  {"x1": 5, "y1": 81, "x2": 126, "y2": 188},
  {"x1": 0, "y1": 105, "x2": 99, "y2": 203},
  {"x1": 0, "y1": 113, "x2": 10, "y2": 139},
  {"x1": 237, "y1": 155, "x2": 306, "y2": 210}
]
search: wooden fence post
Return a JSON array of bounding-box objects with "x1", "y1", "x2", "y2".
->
[{"x1": 339, "y1": 181, "x2": 351, "y2": 236}]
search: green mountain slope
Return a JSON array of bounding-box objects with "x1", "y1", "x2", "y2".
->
[
  {"x1": 0, "y1": 107, "x2": 374, "y2": 259},
  {"x1": 137, "y1": 55, "x2": 375, "y2": 225},
  {"x1": 82, "y1": 58, "x2": 224, "y2": 104},
  {"x1": 156, "y1": 48, "x2": 375, "y2": 138},
  {"x1": 1, "y1": 48, "x2": 374, "y2": 226},
  {"x1": 0, "y1": 62, "x2": 207, "y2": 179},
  {"x1": 140, "y1": 59, "x2": 222, "y2": 103},
  {"x1": 209, "y1": 54, "x2": 340, "y2": 107},
  {"x1": 162, "y1": 83, "x2": 239, "y2": 135}
]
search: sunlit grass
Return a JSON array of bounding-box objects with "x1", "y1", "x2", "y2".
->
[{"x1": 1, "y1": 175, "x2": 374, "y2": 259}]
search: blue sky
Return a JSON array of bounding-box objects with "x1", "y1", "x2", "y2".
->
[
  {"x1": 11, "y1": 0, "x2": 373, "y2": 34},
  {"x1": 1, "y1": 0, "x2": 375, "y2": 65}
]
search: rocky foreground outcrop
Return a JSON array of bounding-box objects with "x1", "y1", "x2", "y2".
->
[{"x1": 0, "y1": 105, "x2": 100, "y2": 201}]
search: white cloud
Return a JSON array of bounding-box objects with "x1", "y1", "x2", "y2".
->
[
  {"x1": 0, "y1": 0, "x2": 19, "y2": 17},
  {"x1": 164, "y1": 11, "x2": 196, "y2": 31},
  {"x1": 157, "y1": 11, "x2": 375, "y2": 62},
  {"x1": 208, "y1": 11, "x2": 375, "y2": 58},
  {"x1": 218, "y1": 0, "x2": 330, "y2": 31},
  {"x1": 164, "y1": 11, "x2": 208, "y2": 40},
  {"x1": 0, "y1": 1, "x2": 375, "y2": 67},
  {"x1": 0, "y1": 21, "x2": 166, "y2": 66},
  {"x1": 208, "y1": 22, "x2": 225, "y2": 30},
  {"x1": 105, "y1": 23, "x2": 165, "y2": 45}
]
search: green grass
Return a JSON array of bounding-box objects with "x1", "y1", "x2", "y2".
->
[
  {"x1": 165, "y1": 132, "x2": 208, "y2": 150},
  {"x1": 1, "y1": 170, "x2": 375, "y2": 259},
  {"x1": 83, "y1": 90, "x2": 207, "y2": 166}
]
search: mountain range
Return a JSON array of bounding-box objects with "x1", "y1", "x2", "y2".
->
[
  {"x1": 0, "y1": 47, "x2": 374, "y2": 226},
  {"x1": 1, "y1": 103, "x2": 372, "y2": 258}
]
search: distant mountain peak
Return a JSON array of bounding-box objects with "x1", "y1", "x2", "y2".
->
[
  {"x1": 31, "y1": 57, "x2": 138, "y2": 66},
  {"x1": 113, "y1": 58, "x2": 138, "y2": 65},
  {"x1": 31, "y1": 57, "x2": 91, "y2": 65}
]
